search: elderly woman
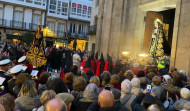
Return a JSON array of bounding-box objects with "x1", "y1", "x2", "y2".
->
[
  {"x1": 71, "y1": 77, "x2": 87, "y2": 111},
  {"x1": 89, "y1": 76, "x2": 100, "y2": 87},
  {"x1": 110, "y1": 74, "x2": 121, "y2": 90},
  {"x1": 124, "y1": 70, "x2": 134, "y2": 81},
  {"x1": 15, "y1": 80, "x2": 41, "y2": 111},
  {"x1": 120, "y1": 79, "x2": 136, "y2": 111},
  {"x1": 46, "y1": 77, "x2": 68, "y2": 94},
  {"x1": 174, "y1": 88, "x2": 190, "y2": 110},
  {"x1": 38, "y1": 72, "x2": 50, "y2": 95},
  {"x1": 131, "y1": 78, "x2": 143, "y2": 96},
  {"x1": 100, "y1": 71, "x2": 111, "y2": 89},
  {"x1": 33, "y1": 90, "x2": 56, "y2": 111},
  {"x1": 65, "y1": 72, "x2": 74, "y2": 92},
  {"x1": 76, "y1": 83, "x2": 99, "y2": 111},
  {"x1": 151, "y1": 76, "x2": 162, "y2": 99},
  {"x1": 0, "y1": 93, "x2": 16, "y2": 111}
]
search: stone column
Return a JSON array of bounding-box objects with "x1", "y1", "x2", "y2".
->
[{"x1": 170, "y1": 0, "x2": 190, "y2": 74}]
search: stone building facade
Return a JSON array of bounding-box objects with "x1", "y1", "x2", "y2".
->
[{"x1": 95, "y1": 0, "x2": 190, "y2": 74}]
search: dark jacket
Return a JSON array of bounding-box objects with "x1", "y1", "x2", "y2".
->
[
  {"x1": 131, "y1": 92, "x2": 167, "y2": 111},
  {"x1": 15, "y1": 96, "x2": 41, "y2": 111},
  {"x1": 0, "y1": 71, "x2": 11, "y2": 92},
  {"x1": 87, "y1": 100, "x2": 128, "y2": 111},
  {"x1": 8, "y1": 78, "x2": 17, "y2": 96},
  {"x1": 114, "y1": 101, "x2": 129, "y2": 111},
  {"x1": 158, "y1": 68, "x2": 169, "y2": 76},
  {"x1": 76, "y1": 98, "x2": 93, "y2": 111},
  {"x1": 66, "y1": 82, "x2": 73, "y2": 91},
  {"x1": 99, "y1": 107, "x2": 115, "y2": 111}
]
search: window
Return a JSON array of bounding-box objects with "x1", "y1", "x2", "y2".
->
[
  {"x1": 77, "y1": 4, "x2": 82, "y2": 16},
  {"x1": 14, "y1": 11, "x2": 23, "y2": 28},
  {"x1": 57, "y1": 1, "x2": 61, "y2": 14},
  {"x1": 57, "y1": 23, "x2": 64, "y2": 37},
  {"x1": 62, "y1": 2, "x2": 68, "y2": 16},
  {"x1": 70, "y1": 23, "x2": 75, "y2": 33},
  {"x1": 49, "y1": 0, "x2": 56, "y2": 14},
  {"x1": 95, "y1": 0, "x2": 99, "y2": 7},
  {"x1": 32, "y1": 14, "x2": 40, "y2": 29},
  {"x1": 26, "y1": 0, "x2": 33, "y2": 3},
  {"x1": 71, "y1": 3, "x2": 76, "y2": 15},
  {"x1": 0, "y1": 8, "x2": 3, "y2": 25},
  {"x1": 88, "y1": 7, "x2": 92, "y2": 18},
  {"x1": 34, "y1": 0, "x2": 41, "y2": 5},
  {"x1": 43, "y1": 0, "x2": 46, "y2": 6},
  {"x1": 78, "y1": 24, "x2": 83, "y2": 34},
  {"x1": 48, "y1": 22, "x2": 55, "y2": 31},
  {"x1": 82, "y1": 5, "x2": 87, "y2": 17}
]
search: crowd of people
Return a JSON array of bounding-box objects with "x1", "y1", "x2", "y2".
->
[{"x1": 0, "y1": 41, "x2": 190, "y2": 111}]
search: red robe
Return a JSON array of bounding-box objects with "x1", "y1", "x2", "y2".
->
[
  {"x1": 103, "y1": 61, "x2": 114, "y2": 72},
  {"x1": 96, "y1": 60, "x2": 101, "y2": 76},
  {"x1": 60, "y1": 69, "x2": 65, "y2": 80},
  {"x1": 80, "y1": 61, "x2": 86, "y2": 68}
]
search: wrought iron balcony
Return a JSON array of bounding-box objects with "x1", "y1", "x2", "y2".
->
[
  {"x1": 0, "y1": 19, "x2": 43, "y2": 31},
  {"x1": 67, "y1": 30, "x2": 89, "y2": 39}
]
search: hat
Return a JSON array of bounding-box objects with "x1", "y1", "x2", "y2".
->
[
  {"x1": 163, "y1": 75, "x2": 171, "y2": 83},
  {"x1": 10, "y1": 65, "x2": 23, "y2": 74},
  {"x1": 55, "y1": 93, "x2": 74, "y2": 105},
  {"x1": 18, "y1": 56, "x2": 26, "y2": 63},
  {"x1": 157, "y1": 61, "x2": 165, "y2": 69},
  {"x1": 180, "y1": 88, "x2": 190, "y2": 99},
  {"x1": 0, "y1": 55, "x2": 10, "y2": 66}
]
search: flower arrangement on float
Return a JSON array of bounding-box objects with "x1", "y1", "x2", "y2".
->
[{"x1": 121, "y1": 50, "x2": 170, "y2": 66}]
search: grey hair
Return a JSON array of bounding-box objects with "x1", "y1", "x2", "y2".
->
[
  {"x1": 179, "y1": 70, "x2": 186, "y2": 76},
  {"x1": 83, "y1": 83, "x2": 99, "y2": 100}
]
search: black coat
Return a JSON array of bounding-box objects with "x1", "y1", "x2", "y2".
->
[
  {"x1": 8, "y1": 79, "x2": 17, "y2": 96},
  {"x1": 50, "y1": 50, "x2": 62, "y2": 69},
  {"x1": 0, "y1": 71, "x2": 11, "y2": 92},
  {"x1": 76, "y1": 98, "x2": 93, "y2": 111},
  {"x1": 87, "y1": 100, "x2": 128, "y2": 111},
  {"x1": 113, "y1": 101, "x2": 129, "y2": 111},
  {"x1": 131, "y1": 92, "x2": 167, "y2": 111}
]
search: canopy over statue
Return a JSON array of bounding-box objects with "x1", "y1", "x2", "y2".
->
[{"x1": 26, "y1": 25, "x2": 47, "y2": 68}]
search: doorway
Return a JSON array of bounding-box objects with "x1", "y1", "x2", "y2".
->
[{"x1": 143, "y1": 9, "x2": 175, "y2": 56}]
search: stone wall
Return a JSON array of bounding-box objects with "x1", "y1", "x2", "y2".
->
[
  {"x1": 96, "y1": 0, "x2": 146, "y2": 60},
  {"x1": 170, "y1": 0, "x2": 190, "y2": 74}
]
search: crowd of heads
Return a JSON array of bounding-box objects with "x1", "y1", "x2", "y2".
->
[{"x1": 0, "y1": 41, "x2": 190, "y2": 111}]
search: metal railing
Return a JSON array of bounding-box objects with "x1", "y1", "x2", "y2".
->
[
  {"x1": 67, "y1": 30, "x2": 89, "y2": 38},
  {"x1": 0, "y1": 19, "x2": 43, "y2": 31},
  {"x1": 88, "y1": 25, "x2": 96, "y2": 35}
]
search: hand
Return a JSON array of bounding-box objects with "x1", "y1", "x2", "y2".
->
[
  {"x1": 150, "y1": 91, "x2": 155, "y2": 97},
  {"x1": 143, "y1": 89, "x2": 149, "y2": 94},
  {"x1": 175, "y1": 94, "x2": 179, "y2": 101},
  {"x1": 54, "y1": 73, "x2": 58, "y2": 77}
]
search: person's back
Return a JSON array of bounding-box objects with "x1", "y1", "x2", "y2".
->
[{"x1": 15, "y1": 95, "x2": 40, "y2": 111}]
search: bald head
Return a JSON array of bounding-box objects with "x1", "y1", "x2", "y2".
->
[
  {"x1": 45, "y1": 98, "x2": 67, "y2": 111},
  {"x1": 98, "y1": 90, "x2": 114, "y2": 108},
  {"x1": 0, "y1": 104, "x2": 5, "y2": 111}
]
